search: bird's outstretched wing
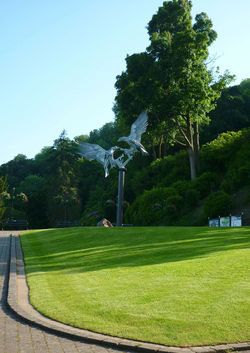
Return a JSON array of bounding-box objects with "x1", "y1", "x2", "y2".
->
[
  {"x1": 78, "y1": 142, "x2": 106, "y2": 165},
  {"x1": 129, "y1": 111, "x2": 148, "y2": 142}
]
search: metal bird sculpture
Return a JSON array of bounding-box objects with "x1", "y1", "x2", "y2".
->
[
  {"x1": 118, "y1": 111, "x2": 148, "y2": 162},
  {"x1": 78, "y1": 143, "x2": 122, "y2": 177}
]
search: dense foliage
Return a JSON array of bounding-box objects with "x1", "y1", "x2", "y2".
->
[
  {"x1": 200, "y1": 79, "x2": 250, "y2": 144},
  {"x1": 1, "y1": 122, "x2": 249, "y2": 227},
  {"x1": 124, "y1": 128, "x2": 250, "y2": 225},
  {"x1": 203, "y1": 191, "x2": 232, "y2": 219},
  {"x1": 0, "y1": 0, "x2": 249, "y2": 228},
  {"x1": 114, "y1": 0, "x2": 233, "y2": 179}
]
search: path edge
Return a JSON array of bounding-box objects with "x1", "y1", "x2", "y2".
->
[{"x1": 6, "y1": 234, "x2": 250, "y2": 353}]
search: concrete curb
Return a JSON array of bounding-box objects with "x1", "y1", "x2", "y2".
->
[{"x1": 7, "y1": 234, "x2": 250, "y2": 353}]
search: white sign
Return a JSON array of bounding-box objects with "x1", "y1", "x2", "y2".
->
[{"x1": 231, "y1": 216, "x2": 242, "y2": 227}]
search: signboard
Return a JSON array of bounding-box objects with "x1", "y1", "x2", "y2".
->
[
  {"x1": 209, "y1": 218, "x2": 219, "y2": 227},
  {"x1": 209, "y1": 215, "x2": 242, "y2": 227},
  {"x1": 220, "y1": 217, "x2": 230, "y2": 227},
  {"x1": 231, "y1": 216, "x2": 242, "y2": 227}
]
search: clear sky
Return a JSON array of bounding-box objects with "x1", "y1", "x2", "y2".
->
[{"x1": 0, "y1": 0, "x2": 249, "y2": 165}]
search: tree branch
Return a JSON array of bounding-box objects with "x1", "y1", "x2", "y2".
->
[
  {"x1": 164, "y1": 128, "x2": 189, "y2": 148},
  {"x1": 172, "y1": 137, "x2": 188, "y2": 147},
  {"x1": 176, "y1": 120, "x2": 192, "y2": 148}
]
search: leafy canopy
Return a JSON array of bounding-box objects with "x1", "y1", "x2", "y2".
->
[{"x1": 114, "y1": 0, "x2": 233, "y2": 150}]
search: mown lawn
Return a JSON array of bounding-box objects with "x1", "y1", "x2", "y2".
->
[{"x1": 20, "y1": 226, "x2": 250, "y2": 346}]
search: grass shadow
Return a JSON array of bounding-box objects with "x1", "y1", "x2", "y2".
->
[{"x1": 20, "y1": 226, "x2": 250, "y2": 276}]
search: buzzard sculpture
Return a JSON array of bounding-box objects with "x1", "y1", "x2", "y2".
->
[
  {"x1": 78, "y1": 143, "x2": 122, "y2": 177},
  {"x1": 78, "y1": 111, "x2": 149, "y2": 176},
  {"x1": 118, "y1": 111, "x2": 148, "y2": 156}
]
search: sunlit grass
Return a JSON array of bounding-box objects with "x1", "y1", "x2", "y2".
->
[{"x1": 20, "y1": 226, "x2": 250, "y2": 346}]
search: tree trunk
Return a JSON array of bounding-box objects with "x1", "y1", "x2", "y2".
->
[
  {"x1": 158, "y1": 135, "x2": 163, "y2": 159},
  {"x1": 186, "y1": 116, "x2": 197, "y2": 179},
  {"x1": 193, "y1": 121, "x2": 200, "y2": 172},
  {"x1": 150, "y1": 136, "x2": 157, "y2": 160},
  {"x1": 163, "y1": 137, "x2": 168, "y2": 158},
  {"x1": 188, "y1": 147, "x2": 197, "y2": 179}
]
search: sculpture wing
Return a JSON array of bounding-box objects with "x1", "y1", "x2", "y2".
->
[
  {"x1": 78, "y1": 142, "x2": 106, "y2": 165},
  {"x1": 129, "y1": 111, "x2": 148, "y2": 142}
]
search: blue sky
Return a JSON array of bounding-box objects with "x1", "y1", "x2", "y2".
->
[{"x1": 0, "y1": 0, "x2": 249, "y2": 165}]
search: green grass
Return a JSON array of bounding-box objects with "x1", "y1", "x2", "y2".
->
[{"x1": 20, "y1": 226, "x2": 250, "y2": 346}]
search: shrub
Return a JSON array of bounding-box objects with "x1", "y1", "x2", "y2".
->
[
  {"x1": 124, "y1": 187, "x2": 181, "y2": 226},
  {"x1": 170, "y1": 180, "x2": 200, "y2": 211},
  {"x1": 221, "y1": 168, "x2": 239, "y2": 193},
  {"x1": 200, "y1": 128, "x2": 250, "y2": 175},
  {"x1": 191, "y1": 172, "x2": 220, "y2": 198},
  {"x1": 185, "y1": 188, "x2": 200, "y2": 210},
  {"x1": 81, "y1": 207, "x2": 102, "y2": 226},
  {"x1": 203, "y1": 191, "x2": 232, "y2": 218},
  {"x1": 165, "y1": 194, "x2": 184, "y2": 221},
  {"x1": 157, "y1": 157, "x2": 190, "y2": 187},
  {"x1": 171, "y1": 180, "x2": 191, "y2": 197},
  {"x1": 221, "y1": 163, "x2": 250, "y2": 193},
  {"x1": 3, "y1": 207, "x2": 26, "y2": 220},
  {"x1": 200, "y1": 131, "x2": 242, "y2": 173},
  {"x1": 238, "y1": 163, "x2": 250, "y2": 185},
  {"x1": 124, "y1": 197, "x2": 141, "y2": 225}
]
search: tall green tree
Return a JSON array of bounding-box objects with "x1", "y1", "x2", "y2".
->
[
  {"x1": 88, "y1": 122, "x2": 121, "y2": 150},
  {"x1": 0, "y1": 154, "x2": 34, "y2": 187},
  {"x1": 19, "y1": 175, "x2": 48, "y2": 228},
  {"x1": 114, "y1": 0, "x2": 233, "y2": 179},
  {"x1": 46, "y1": 130, "x2": 81, "y2": 225}
]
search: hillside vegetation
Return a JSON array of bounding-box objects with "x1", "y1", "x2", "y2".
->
[
  {"x1": 124, "y1": 128, "x2": 250, "y2": 226},
  {"x1": 0, "y1": 80, "x2": 250, "y2": 228},
  {"x1": 0, "y1": 127, "x2": 249, "y2": 228}
]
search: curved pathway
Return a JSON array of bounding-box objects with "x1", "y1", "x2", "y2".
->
[
  {"x1": 0, "y1": 231, "x2": 249, "y2": 353},
  {"x1": 0, "y1": 232, "x2": 132, "y2": 353}
]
